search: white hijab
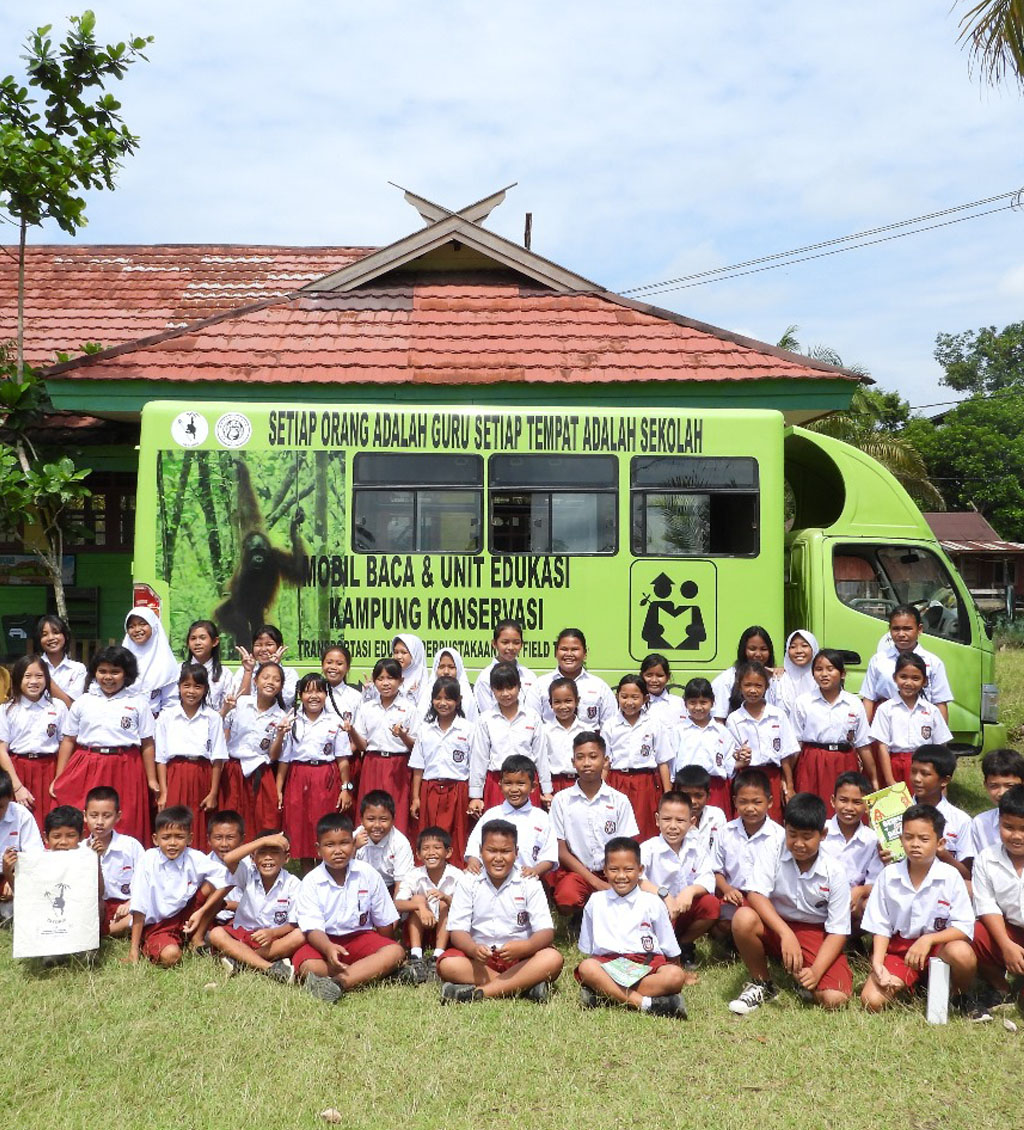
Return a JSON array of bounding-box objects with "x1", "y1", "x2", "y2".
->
[
  {"x1": 122, "y1": 606, "x2": 179, "y2": 697},
  {"x1": 770, "y1": 628, "x2": 820, "y2": 714},
  {"x1": 429, "y1": 645, "x2": 478, "y2": 722}
]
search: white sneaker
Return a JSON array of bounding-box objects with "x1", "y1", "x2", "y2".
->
[{"x1": 728, "y1": 980, "x2": 776, "y2": 1015}]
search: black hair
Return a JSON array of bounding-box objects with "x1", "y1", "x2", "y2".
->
[
  {"x1": 812, "y1": 648, "x2": 848, "y2": 676},
  {"x1": 480, "y1": 818, "x2": 518, "y2": 846},
  {"x1": 572, "y1": 730, "x2": 606, "y2": 754},
  {"x1": 832, "y1": 770, "x2": 872, "y2": 796},
  {"x1": 894, "y1": 652, "x2": 928, "y2": 678},
  {"x1": 425, "y1": 676, "x2": 464, "y2": 722},
  {"x1": 372, "y1": 657, "x2": 403, "y2": 682},
  {"x1": 253, "y1": 624, "x2": 285, "y2": 647},
  {"x1": 322, "y1": 642, "x2": 353, "y2": 666},
  {"x1": 683, "y1": 677, "x2": 714, "y2": 702},
  {"x1": 735, "y1": 626, "x2": 775, "y2": 667},
  {"x1": 556, "y1": 627, "x2": 587, "y2": 650},
  {"x1": 417, "y1": 825, "x2": 452, "y2": 851},
  {"x1": 981, "y1": 748, "x2": 1024, "y2": 781},
  {"x1": 998, "y1": 785, "x2": 1024, "y2": 820},
  {"x1": 254, "y1": 661, "x2": 287, "y2": 710},
  {"x1": 673, "y1": 764, "x2": 712, "y2": 793},
  {"x1": 84, "y1": 785, "x2": 120, "y2": 809},
  {"x1": 783, "y1": 792, "x2": 827, "y2": 832},
  {"x1": 548, "y1": 675, "x2": 579, "y2": 702},
  {"x1": 155, "y1": 806, "x2": 193, "y2": 833},
  {"x1": 8, "y1": 654, "x2": 52, "y2": 705},
  {"x1": 732, "y1": 768, "x2": 772, "y2": 799},
  {"x1": 291, "y1": 672, "x2": 329, "y2": 741},
  {"x1": 658, "y1": 789, "x2": 692, "y2": 811},
  {"x1": 640, "y1": 653, "x2": 671, "y2": 677},
  {"x1": 322, "y1": 644, "x2": 359, "y2": 714},
  {"x1": 902, "y1": 802, "x2": 945, "y2": 836},
  {"x1": 254, "y1": 828, "x2": 287, "y2": 841},
  {"x1": 207, "y1": 809, "x2": 245, "y2": 836},
  {"x1": 316, "y1": 811, "x2": 355, "y2": 839},
  {"x1": 360, "y1": 789, "x2": 395, "y2": 817},
  {"x1": 84, "y1": 645, "x2": 138, "y2": 690},
  {"x1": 604, "y1": 836, "x2": 641, "y2": 863},
  {"x1": 34, "y1": 614, "x2": 73, "y2": 659},
  {"x1": 185, "y1": 620, "x2": 223, "y2": 683},
  {"x1": 0, "y1": 770, "x2": 12, "y2": 802},
  {"x1": 732, "y1": 661, "x2": 770, "y2": 711},
  {"x1": 890, "y1": 604, "x2": 922, "y2": 626},
  {"x1": 489, "y1": 661, "x2": 522, "y2": 691},
  {"x1": 45, "y1": 805, "x2": 84, "y2": 837},
  {"x1": 500, "y1": 754, "x2": 537, "y2": 783},
  {"x1": 910, "y1": 743, "x2": 957, "y2": 780},
  {"x1": 492, "y1": 619, "x2": 524, "y2": 642},
  {"x1": 616, "y1": 673, "x2": 648, "y2": 699},
  {"x1": 178, "y1": 662, "x2": 211, "y2": 707}
]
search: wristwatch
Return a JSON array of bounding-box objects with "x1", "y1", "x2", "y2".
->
[
  {"x1": 657, "y1": 886, "x2": 670, "y2": 900},
  {"x1": 341, "y1": 782, "x2": 354, "y2": 791}
]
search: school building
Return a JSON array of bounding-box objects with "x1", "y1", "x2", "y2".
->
[{"x1": 0, "y1": 186, "x2": 863, "y2": 657}]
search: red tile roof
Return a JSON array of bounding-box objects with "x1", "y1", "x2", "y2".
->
[
  {"x1": 923, "y1": 511, "x2": 1024, "y2": 553},
  {"x1": 0, "y1": 245, "x2": 372, "y2": 366},
  {"x1": 39, "y1": 274, "x2": 858, "y2": 388}
]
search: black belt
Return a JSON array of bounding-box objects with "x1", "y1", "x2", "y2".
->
[
  {"x1": 802, "y1": 742, "x2": 852, "y2": 753},
  {"x1": 83, "y1": 744, "x2": 137, "y2": 755},
  {"x1": 11, "y1": 751, "x2": 56, "y2": 760},
  {"x1": 168, "y1": 756, "x2": 208, "y2": 764},
  {"x1": 366, "y1": 750, "x2": 409, "y2": 759},
  {"x1": 612, "y1": 767, "x2": 656, "y2": 776},
  {"x1": 551, "y1": 772, "x2": 578, "y2": 780}
]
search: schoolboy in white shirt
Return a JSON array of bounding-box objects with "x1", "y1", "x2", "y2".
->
[
  {"x1": 909, "y1": 745, "x2": 973, "y2": 878},
  {"x1": 354, "y1": 789, "x2": 415, "y2": 895},
  {"x1": 860, "y1": 605, "x2": 953, "y2": 723},
  {"x1": 395, "y1": 825, "x2": 463, "y2": 981},
  {"x1": 437, "y1": 818, "x2": 562, "y2": 1003},
  {"x1": 821, "y1": 772, "x2": 882, "y2": 924},
  {"x1": 671, "y1": 678, "x2": 736, "y2": 814},
  {"x1": 464, "y1": 755, "x2": 557, "y2": 879},
  {"x1": 673, "y1": 765, "x2": 728, "y2": 857},
  {"x1": 860, "y1": 803, "x2": 978, "y2": 1015},
  {"x1": 84, "y1": 785, "x2": 143, "y2": 938},
  {"x1": 576, "y1": 837, "x2": 688, "y2": 1018},
  {"x1": 971, "y1": 785, "x2": 1024, "y2": 1006},
  {"x1": 969, "y1": 749, "x2": 1024, "y2": 855}
]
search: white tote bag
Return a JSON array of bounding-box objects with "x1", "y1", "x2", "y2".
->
[{"x1": 12, "y1": 849, "x2": 100, "y2": 958}]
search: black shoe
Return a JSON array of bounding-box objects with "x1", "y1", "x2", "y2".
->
[
  {"x1": 398, "y1": 958, "x2": 430, "y2": 984},
  {"x1": 440, "y1": 982, "x2": 484, "y2": 1004},
  {"x1": 303, "y1": 973, "x2": 343, "y2": 1004},
  {"x1": 648, "y1": 992, "x2": 688, "y2": 1019},
  {"x1": 579, "y1": 984, "x2": 600, "y2": 1009},
  {"x1": 954, "y1": 993, "x2": 993, "y2": 1023},
  {"x1": 678, "y1": 943, "x2": 698, "y2": 971},
  {"x1": 520, "y1": 981, "x2": 550, "y2": 1004}
]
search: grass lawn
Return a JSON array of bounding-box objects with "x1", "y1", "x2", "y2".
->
[{"x1": 4, "y1": 654, "x2": 1024, "y2": 1130}]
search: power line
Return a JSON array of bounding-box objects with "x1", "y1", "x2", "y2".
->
[{"x1": 621, "y1": 188, "x2": 1022, "y2": 298}]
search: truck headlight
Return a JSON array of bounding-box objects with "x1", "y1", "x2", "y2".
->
[{"x1": 981, "y1": 683, "x2": 999, "y2": 724}]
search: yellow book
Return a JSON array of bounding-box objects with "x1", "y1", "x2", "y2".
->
[{"x1": 864, "y1": 783, "x2": 914, "y2": 863}]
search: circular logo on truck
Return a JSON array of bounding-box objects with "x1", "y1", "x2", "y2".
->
[
  {"x1": 171, "y1": 410, "x2": 208, "y2": 448},
  {"x1": 215, "y1": 412, "x2": 253, "y2": 448}
]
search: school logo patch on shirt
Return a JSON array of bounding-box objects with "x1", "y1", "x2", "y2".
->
[
  {"x1": 121, "y1": 883, "x2": 131, "y2": 895},
  {"x1": 358, "y1": 911, "x2": 368, "y2": 927},
  {"x1": 46, "y1": 722, "x2": 57, "y2": 738},
  {"x1": 640, "y1": 743, "x2": 651, "y2": 758},
  {"x1": 587, "y1": 705, "x2": 598, "y2": 720},
  {"x1": 532, "y1": 844, "x2": 540, "y2": 860},
  {"x1": 516, "y1": 910, "x2": 529, "y2": 927},
  {"x1": 921, "y1": 726, "x2": 932, "y2": 739},
  {"x1": 641, "y1": 934, "x2": 654, "y2": 953},
  {"x1": 121, "y1": 716, "x2": 134, "y2": 730},
  {"x1": 342, "y1": 711, "x2": 353, "y2": 723},
  {"x1": 453, "y1": 750, "x2": 465, "y2": 763},
  {"x1": 846, "y1": 730, "x2": 855, "y2": 744},
  {"x1": 273, "y1": 909, "x2": 288, "y2": 925},
  {"x1": 715, "y1": 752, "x2": 724, "y2": 767},
  {"x1": 772, "y1": 737, "x2": 781, "y2": 753},
  {"x1": 205, "y1": 739, "x2": 212, "y2": 752},
  {"x1": 933, "y1": 915, "x2": 948, "y2": 931},
  {"x1": 604, "y1": 820, "x2": 616, "y2": 834},
  {"x1": 323, "y1": 742, "x2": 334, "y2": 755},
  {"x1": 260, "y1": 737, "x2": 271, "y2": 751}
]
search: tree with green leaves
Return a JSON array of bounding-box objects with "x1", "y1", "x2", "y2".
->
[
  {"x1": 0, "y1": 11, "x2": 151, "y2": 618},
  {"x1": 933, "y1": 321, "x2": 1024, "y2": 395},
  {"x1": 958, "y1": 0, "x2": 1024, "y2": 90}
]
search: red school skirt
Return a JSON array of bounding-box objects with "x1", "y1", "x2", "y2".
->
[
  {"x1": 9, "y1": 752, "x2": 58, "y2": 835},
  {"x1": 795, "y1": 744, "x2": 860, "y2": 815},
  {"x1": 606, "y1": 768, "x2": 661, "y2": 842},
  {"x1": 888, "y1": 750, "x2": 914, "y2": 792},
  {"x1": 707, "y1": 775, "x2": 733, "y2": 819},
  {"x1": 283, "y1": 761, "x2": 340, "y2": 859},
  {"x1": 550, "y1": 772, "x2": 578, "y2": 795},
  {"x1": 420, "y1": 778, "x2": 469, "y2": 868},
  {"x1": 219, "y1": 759, "x2": 280, "y2": 837},
  {"x1": 54, "y1": 746, "x2": 151, "y2": 843},
  {"x1": 756, "y1": 763, "x2": 785, "y2": 823},
  {"x1": 164, "y1": 757, "x2": 214, "y2": 853},
  {"x1": 481, "y1": 769, "x2": 542, "y2": 810},
  {"x1": 358, "y1": 752, "x2": 411, "y2": 836}
]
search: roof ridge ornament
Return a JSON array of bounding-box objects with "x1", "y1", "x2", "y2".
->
[{"x1": 388, "y1": 182, "x2": 517, "y2": 226}]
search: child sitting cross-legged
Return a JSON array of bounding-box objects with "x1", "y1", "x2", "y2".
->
[
  {"x1": 394, "y1": 825, "x2": 463, "y2": 983},
  {"x1": 575, "y1": 836, "x2": 689, "y2": 1018},
  {"x1": 437, "y1": 819, "x2": 563, "y2": 1003},
  {"x1": 729, "y1": 792, "x2": 853, "y2": 1014}
]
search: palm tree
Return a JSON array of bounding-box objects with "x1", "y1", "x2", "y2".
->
[
  {"x1": 957, "y1": 0, "x2": 1024, "y2": 88},
  {"x1": 778, "y1": 327, "x2": 945, "y2": 510}
]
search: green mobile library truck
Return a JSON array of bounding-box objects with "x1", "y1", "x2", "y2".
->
[{"x1": 134, "y1": 402, "x2": 1004, "y2": 753}]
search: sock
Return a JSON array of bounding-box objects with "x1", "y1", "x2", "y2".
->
[
  {"x1": 640, "y1": 996, "x2": 652, "y2": 1012},
  {"x1": 410, "y1": 947, "x2": 423, "y2": 960}
]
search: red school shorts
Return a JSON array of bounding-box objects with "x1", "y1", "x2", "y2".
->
[
  {"x1": 222, "y1": 923, "x2": 264, "y2": 951},
  {"x1": 673, "y1": 892, "x2": 721, "y2": 934},
  {"x1": 139, "y1": 894, "x2": 201, "y2": 962},
  {"x1": 880, "y1": 932, "x2": 953, "y2": 989},
  {"x1": 100, "y1": 897, "x2": 125, "y2": 938},
  {"x1": 971, "y1": 919, "x2": 1024, "y2": 972},
  {"x1": 553, "y1": 869, "x2": 606, "y2": 912},
  {"x1": 292, "y1": 929, "x2": 398, "y2": 971},
  {"x1": 761, "y1": 918, "x2": 852, "y2": 994}
]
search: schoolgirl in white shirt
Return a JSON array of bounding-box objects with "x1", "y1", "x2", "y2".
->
[
  {"x1": 161, "y1": 620, "x2": 231, "y2": 713},
  {"x1": 525, "y1": 628, "x2": 616, "y2": 729},
  {"x1": 429, "y1": 646, "x2": 478, "y2": 723},
  {"x1": 711, "y1": 626, "x2": 777, "y2": 722},
  {"x1": 231, "y1": 624, "x2": 300, "y2": 709},
  {"x1": 122, "y1": 606, "x2": 179, "y2": 715},
  {"x1": 543, "y1": 676, "x2": 586, "y2": 792},
  {"x1": 767, "y1": 629, "x2": 818, "y2": 720},
  {"x1": 868, "y1": 652, "x2": 952, "y2": 789},
  {"x1": 35, "y1": 614, "x2": 87, "y2": 706},
  {"x1": 640, "y1": 653, "x2": 687, "y2": 729},
  {"x1": 474, "y1": 619, "x2": 538, "y2": 715},
  {"x1": 222, "y1": 662, "x2": 288, "y2": 838}
]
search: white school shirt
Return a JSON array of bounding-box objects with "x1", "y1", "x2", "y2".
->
[
  {"x1": 691, "y1": 804, "x2": 728, "y2": 857},
  {"x1": 353, "y1": 698, "x2": 417, "y2": 754},
  {"x1": 602, "y1": 712, "x2": 673, "y2": 772},
  {"x1": 932, "y1": 795, "x2": 973, "y2": 861},
  {"x1": 821, "y1": 817, "x2": 883, "y2": 888},
  {"x1": 43, "y1": 653, "x2": 88, "y2": 700},
  {"x1": 294, "y1": 857, "x2": 399, "y2": 935},
  {"x1": 394, "y1": 863, "x2": 463, "y2": 916},
  {"x1": 324, "y1": 682, "x2": 362, "y2": 725},
  {"x1": 160, "y1": 660, "x2": 231, "y2": 713},
  {"x1": 543, "y1": 717, "x2": 586, "y2": 777},
  {"x1": 861, "y1": 858, "x2": 974, "y2": 941},
  {"x1": 231, "y1": 866, "x2": 302, "y2": 931},
  {"x1": 65, "y1": 687, "x2": 156, "y2": 746},
  {"x1": 468, "y1": 706, "x2": 550, "y2": 797},
  {"x1": 578, "y1": 885, "x2": 680, "y2": 958},
  {"x1": 209, "y1": 851, "x2": 248, "y2": 924},
  {"x1": 224, "y1": 696, "x2": 287, "y2": 777},
  {"x1": 860, "y1": 644, "x2": 953, "y2": 706},
  {"x1": 465, "y1": 800, "x2": 558, "y2": 870},
  {"x1": 726, "y1": 703, "x2": 799, "y2": 767},
  {"x1": 526, "y1": 668, "x2": 616, "y2": 729},
  {"x1": 94, "y1": 830, "x2": 144, "y2": 900},
  {"x1": 640, "y1": 834, "x2": 714, "y2": 896},
  {"x1": 354, "y1": 825, "x2": 415, "y2": 888},
  {"x1": 0, "y1": 697, "x2": 66, "y2": 755},
  {"x1": 868, "y1": 697, "x2": 952, "y2": 752},
  {"x1": 969, "y1": 808, "x2": 1000, "y2": 856},
  {"x1": 550, "y1": 781, "x2": 639, "y2": 871},
  {"x1": 646, "y1": 690, "x2": 687, "y2": 729},
  {"x1": 712, "y1": 816, "x2": 786, "y2": 891},
  {"x1": 972, "y1": 843, "x2": 1024, "y2": 928},
  {"x1": 280, "y1": 712, "x2": 342, "y2": 765},
  {"x1": 230, "y1": 664, "x2": 299, "y2": 709},
  {"x1": 447, "y1": 869, "x2": 553, "y2": 949},
  {"x1": 408, "y1": 716, "x2": 474, "y2": 781},
  {"x1": 474, "y1": 659, "x2": 538, "y2": 714},
  {"x1": 0, "y1": 800, "x2": 43, "y2": 853},
  {"x1": 747, "y1": 846, "x2": 852, "y2": 935},
  {"x1": 129, "y1": 847, "x2": 230, "y2": 925},
  {"x1": 671, "y1": 717, "x2": 736, "y2": 781},
  {"x1": 154, "y1": 703, "x2": 228, "y2": 765},
  {"x1": 711, "y1": 667, "x2": 737, "y2": 720},
  {"x1": 793, "y1": 689, "x2": 870, "y2": 747}
]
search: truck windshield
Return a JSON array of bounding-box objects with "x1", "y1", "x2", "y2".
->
[{"x1": 832, "y1": 543, "x2": 969, "y2": 643}]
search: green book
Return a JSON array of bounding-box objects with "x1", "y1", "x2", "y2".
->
[{"x1": 864, "y1": 783, "x2": 914, "y2": 862}]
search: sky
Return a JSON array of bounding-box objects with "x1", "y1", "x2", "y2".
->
[{"x1": 1, "y1": 1, "x2": 1022, "y2": 410}]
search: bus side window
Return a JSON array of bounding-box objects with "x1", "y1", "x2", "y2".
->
[
  {"x1": 489, "y1": 455, "x2": 617, "y2": 555},
  {"x1": 630, "y1": 456, "x2": 759, "y2": 556}
]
